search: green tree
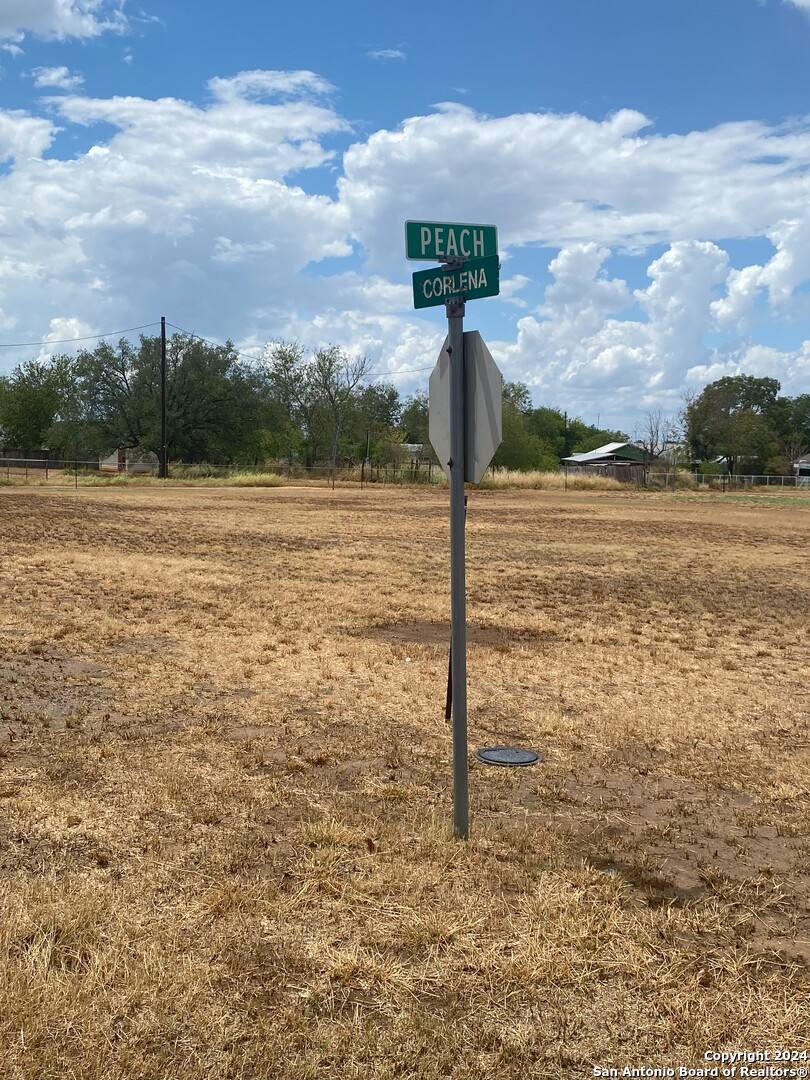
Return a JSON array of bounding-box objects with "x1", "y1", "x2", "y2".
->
[
  {"x1": 72, "y1": 333, "x2": 270, "y2": 464},
  {"x1": 74, "y1": 337, "x2": 158, "y2": 455},
  {"x1": 262, "y1": 341, "x2": 373, "y2": 468},
  {"x1": 503, "y1": 380, "x2": 532, "y2": 414},
  {"x1": 263, "y1": 341, "x2": 324, "y2": 465},
  {"x1": 44, "y1": 355, "x2": 87, "y2": 458},
  {"x1": 166, "y1": 336, "x2": 265, "y2": 463},
  {"x1": 310, "y1": 346, "x2": 371, "y2": 471},
  {"x1": 527, "y1": 406, "x2": 627, "y2": 459},
  {"x1": 447, "y1": 385, "x2": 635, "y2": 473},
  {"x1": 685, "y1": 375, "x2": 781, "y2": 474},
  {"x1": 401, "y1": 391, "x2": 430, "y2": 446},
  {"x1": 346, "y1": 382, "x2": 401, "y2": 462},
  {"x1": 527, "y1": 406, "x2": 567, "y2": 458},
  {"x1": 761, "y1": 393, "x2": 810, "y2": 473},
  {"x1": 788, "y1": 394, "x2": 810, "y2": 446},
  {"x1": 492, "y1": 400, "x2": 552, "y2": 470},
  {"x1": 0, "y1": 360, "x2": 64, "y2": 452}
]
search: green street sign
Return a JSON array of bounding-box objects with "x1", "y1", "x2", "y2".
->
[
  {"x1": 405, "y1": 220, "x2": 498, "y2": 262},
  {"x1": 412, "y1": 254, "x2": 500, "y2": 309}
]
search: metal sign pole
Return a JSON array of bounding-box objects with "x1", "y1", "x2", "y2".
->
[
  {"x1": 160, "y1": 316, "x2": 168, "y2": 479},
  {"x1": 444, "y1": 494, "x2": 467, "y2": 722},
  {"x1": 418, "y1": 223, "x2": 504, "y2": 835},
  {"x1": 447, "y1": 296, "x2": 469, "y2": 839}
]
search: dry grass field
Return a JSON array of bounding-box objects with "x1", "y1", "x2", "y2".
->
[{"x1": 1, "y1": 483, "x2": 809, "y2": 1079}]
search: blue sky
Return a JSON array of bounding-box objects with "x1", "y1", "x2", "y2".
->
[{"x1": 2, "y1": 0, "x2": 810, "y2": 433}]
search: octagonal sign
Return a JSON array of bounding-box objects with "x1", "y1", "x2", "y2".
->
[{"x1": 429, "y1": 331, "x2": 502, "y2": 483}]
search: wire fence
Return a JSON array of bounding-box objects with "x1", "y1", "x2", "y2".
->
[
  {"x1": 0, "y1": 456, "x2": 443, "y2": 488},
  {"x1": 650, "y1": 472, "x2": 809, "y2": 490},
  {"x1": 1, "y1": 456, "x2": 808, "y2": 492}
]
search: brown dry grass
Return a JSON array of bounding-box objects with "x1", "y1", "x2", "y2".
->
[{"x1": 1, "y1": 484, "x2": 809, "y2": 1079}]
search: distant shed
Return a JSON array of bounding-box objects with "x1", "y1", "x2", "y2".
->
[
  {"x1": 561, "y1": 441, "x2": 648, "y2": 467},
  {"x1": 561, "y1": 441, "x2": 649, "y2": 484}
]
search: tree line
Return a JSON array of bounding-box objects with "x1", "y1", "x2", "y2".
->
[
  {"x1": 0, "y1": 333, "x2": 627, "y2": 469},
  {"x1": 682, "y1": 375, "x2": 809, "y2": 475},
  {"x1": 1, "y1": 335, "x2": 807, "y2": 472}
]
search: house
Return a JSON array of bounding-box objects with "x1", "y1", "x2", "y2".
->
[
  {"x1": 99, "y1": 448, "x2": 159, "y2": 474},
  {"x1": 397, "y1": 443, "x2": 427, "y2": 460},
  {"x1": 793, "y1": 453, "x2": 810, "y2": 485}
]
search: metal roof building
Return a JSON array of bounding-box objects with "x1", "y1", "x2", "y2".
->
[{"x1": 561, "y1": 441, "x2": 648, "y2": 467}]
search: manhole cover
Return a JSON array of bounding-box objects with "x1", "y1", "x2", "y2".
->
[{"x1": 474, "y1": 746, "x2": 540, "y2": 767}]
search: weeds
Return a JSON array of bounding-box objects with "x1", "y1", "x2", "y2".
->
[
  {"x1": 475, "y1": 468, "x2": 625, "y2": 490},
  {"x1": 0, "y1": 484, "x2": 807, "y2": 1077}
]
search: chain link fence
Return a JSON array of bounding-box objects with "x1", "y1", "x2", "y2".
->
[{"x1": 649, "y1": 471, "x2": 808, "y2": 490}]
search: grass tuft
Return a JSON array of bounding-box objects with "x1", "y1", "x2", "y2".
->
[{"x1": 475, "y1": 468, "x2": 625, "y2": 490}]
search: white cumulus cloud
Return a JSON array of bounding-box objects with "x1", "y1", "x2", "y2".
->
[
  {"x1": 338, "y1": 106, "x2": 810, "y2": 272},
  {"x1": 0, "y1": 71, "x2": 352, "y2": 369},
  {"x1": 0, "y1": 0, "x2": 128, "y2": 41},
  {"x1": 496, "y1": 241, "x2": 740, "y2": 425},
  {"x1": 0, "y1": 110, "x2": 55, "y2": 162},
  {"x1": 207, "y1": 69, "x2": 335, "y2": 104},
  {"x1": 34, "y1": 316, "x2": 97, "y2": 361},
  {"x1": 1, "y1": 77, "x2": 810, "y2": 431},
  {"x1": 30, "y1": 65, "x2": 84, "y2": 89}
]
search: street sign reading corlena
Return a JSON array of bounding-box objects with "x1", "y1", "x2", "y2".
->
[
  {"x1": 429, "y1": 331, "x2": 503, "y2": 483},
  {"x1": 405, "y1": 220, "x2": 498, "y2": 262},
  {"x1": 412, "y1": 254, "x2": 499, "y2": 309}
]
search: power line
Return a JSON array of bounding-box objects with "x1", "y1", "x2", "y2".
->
[
  {"x1": 165, "y1": 322, "x2": 263, "y2": 364},
  {"x1": 166, "y1": 321, "x2": 435, "y2": 380},
  {"x1": 364, "y1": 362, "x2": 435, "y2": 379},
  {"x1": 1, "y1": 316, "x2": 437, "y2": 382},
  {"x1": 0, "y1": 322, "x2": 161, "y2": 349}
]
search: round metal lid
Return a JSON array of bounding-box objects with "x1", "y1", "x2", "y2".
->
[{"x1": 474, "y1": 746, "x2": 541, "y2": 767}]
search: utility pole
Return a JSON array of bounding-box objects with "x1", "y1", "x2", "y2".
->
[{"x1": 160, "y1": 316, "x2": 167, "y2": 478}]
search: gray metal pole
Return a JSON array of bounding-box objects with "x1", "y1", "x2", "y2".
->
[
  {"x1": 447, "y1": 297, "x2": 468, "y2": 839},
  {"x1": 160, "y1": 316, "x2": 167, "y2": 478}
]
